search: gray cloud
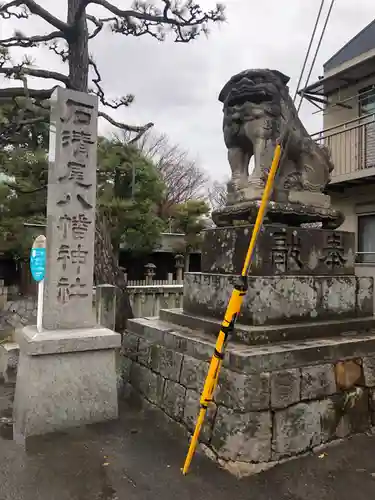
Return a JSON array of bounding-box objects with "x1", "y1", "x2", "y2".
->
[{"x1": 2, "y1": 0, "x2": 375, "y2": 182}]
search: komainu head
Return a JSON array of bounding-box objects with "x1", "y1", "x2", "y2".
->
[{"x1": 219, "y1": 68, "x2": 290, "y2": 108}]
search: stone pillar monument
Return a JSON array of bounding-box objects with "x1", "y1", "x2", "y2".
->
[
  {"x1": 13, "y1": 88, "x2": 121, "y2": 444},
  {"x1": 121, "y1": 69, "x2": 375, "y2": 473}
]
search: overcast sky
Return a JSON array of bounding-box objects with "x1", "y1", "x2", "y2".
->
[{"x1": 2, "y1": 0, "x2": 375, "y2": 182}]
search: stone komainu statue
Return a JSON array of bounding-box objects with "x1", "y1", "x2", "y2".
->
[{"x1": 213, "y1": 68, "x2": 343, "y2": 228}]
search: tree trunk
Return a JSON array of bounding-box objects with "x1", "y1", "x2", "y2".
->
[
  {"x1": 67, "y1": 0, "x2": 89, "y2": 91},
  {"x1": 95, "y1": 213, "x2": 133, "y2": 332},
  {"x1": 66, "y1": 1, "x2": 133, "y2": 331}
]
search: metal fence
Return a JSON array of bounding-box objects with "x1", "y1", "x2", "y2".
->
[{"x1": 312, "y1": 113, "x2": 375, "y2": 179}]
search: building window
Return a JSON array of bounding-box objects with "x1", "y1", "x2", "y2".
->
[{"x1": 358, "y1": 214, "x2": 375, "y2": 263}]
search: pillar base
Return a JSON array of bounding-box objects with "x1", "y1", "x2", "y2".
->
[{"x1": 13, "y1": 325, "x2": 121, "y2": 444}]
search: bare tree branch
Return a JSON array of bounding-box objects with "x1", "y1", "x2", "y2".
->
[
  {"x1": 132, "y1": 130, "x2": 208, "y2": 216},
  {"x1": 208, "y1": 180, "x2": 227, "y2": 211},
  {"x1": 0, "y1": 30, "x2": 65, "y2": 48}
]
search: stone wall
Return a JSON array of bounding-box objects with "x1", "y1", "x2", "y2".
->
[
  {"x1": 127, "y1": 285, "x2": 183, "y2": 318},
  {"x1": 1, "y1": 284, "x2": 183, "y2": 339},
  {"x1": 120, "y1": 318, "x2": 375, "y2": 474},
  {"x1": 0, "y1": 297, "x2": 37, "y2": 340}
]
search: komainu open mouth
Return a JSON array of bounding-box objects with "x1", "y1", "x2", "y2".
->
[
  {"x1": 227, "y1": 85, "x2": 273, "y2": 106},
  {"x1": 225, "y1": 79, "x2": 274, "y2": 107}
]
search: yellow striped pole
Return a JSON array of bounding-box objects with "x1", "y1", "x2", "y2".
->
[{"x1": 182, "y1": 143, "x2": 282, "y2": 475}]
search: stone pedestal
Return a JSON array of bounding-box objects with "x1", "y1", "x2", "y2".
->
[
  {"x1": 201, "y1": 225, "x2": 356, "y2": 276},
  {"x1": 121, "y1": 318, "x2": 375, "y2": 473},
  {"x1": 119, "y1": 223, "x2": 375, "y2": 474},
  {"x1": 191, "y1": 225, "x2": 373, "y2": 328},
  {"x1": 13, "y1": 325, "x2": 120, "y2": 443}
]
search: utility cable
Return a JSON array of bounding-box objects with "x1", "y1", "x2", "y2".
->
[
  {"x1": 297, "y1": 0, "x2": 336, "y2": 113},
  {"x1": 293, "y1": 0, "x2": 326, "y2": 103}
]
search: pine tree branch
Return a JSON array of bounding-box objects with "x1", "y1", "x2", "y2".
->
[
  {"x1": 86, "y1": 14, "x2": 105, "y2": 39},
  {"x1": 89, "y1": 57, "x2": 133, "y2": 109},
  {"x1": 0, "y1": 0, "x2": 27, "y2": 19},
  {"x1": 47, "y1": 40, "x2": 69, "y2": 62},
  {"x1": 0, "y1": 86, "x2": 54, "y2": 101},
  {"x1": 0, "y1": 74, "x2": 52, "y2": 146},
  {"x1": 90, "y1": 0, "x2": 224, "y2": 26},
  {"x1": 3, "y1": 181, "x2": 46, "y2": 194},
  {"x1": 0, "y1": 65, "x2": 69, "y2": 85},
  {"x1": 85, "y1": 0, "x2": 225, "y2": 42},
  {"x1": 0, "y1": 0, "x2": 69, "y2": 31},
  {"x1": 23, "y1": 0, "x2": 68, "y2": 31},
  {"x1": 1, "y1": 88, "x2": 153, "y2": 146},
  {"x1": 98, "y1": 110, "x2": 153, "y2": 138},
  {"x1": 0, "y1": 30, "x2": 65, "y2": 48}
]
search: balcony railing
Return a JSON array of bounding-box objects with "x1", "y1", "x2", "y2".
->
[{"x1": 311, "y1": 113, "x2": 375, "y2": 182}]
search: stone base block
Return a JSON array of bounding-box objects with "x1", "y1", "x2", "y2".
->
[
  {"x1": 183, "y1": 273, "x2": 373, "y2": 326},
  {"x1": 201, "y1": 225, "x2": 355, "y2": 276},
  {"x1": 159, "y1": 308, "x2": 375, "y2": 345},
  {"x1": 120, "y1": 316, "x2": 375, "y2": 473},
  {"x1": 13, "y1": 325, "x2": 121, "y2": 443}
]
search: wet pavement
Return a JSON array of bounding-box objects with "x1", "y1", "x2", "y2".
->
[{"x1": 1, "y1": 381, "x2": 375, "y2": 500}]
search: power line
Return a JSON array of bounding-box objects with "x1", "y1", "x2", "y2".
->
[
  {"x1": 275, "y1": 0, "x2": 336, "y2": 189},
  {"x1": 297, "y1": 0, "x2": 336, "y2": 113},
  {"x1": 293, "y1": 0, "x2": 326, "y2": 103}
]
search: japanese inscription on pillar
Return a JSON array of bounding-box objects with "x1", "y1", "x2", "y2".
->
[
  {"x1": 270, "y1": 230, "x2": 303, "y2": 273},
  {"x1": 43, "y1": 88, "x2": 98, "y2": 330},
  {"x1": 319, "y1": 233, "x2": 347, "y2": 270}
]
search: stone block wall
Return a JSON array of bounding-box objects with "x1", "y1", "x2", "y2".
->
[
  {"x1": 0, "y1": 298, "x2": 37, "y2": 339},
  {"x1": 127, "y1": 285, "x2": 183, "y2": 318},
  {"x1": 120, "y1": 322, "x2": 375, "y2": 471},
  {"x1": 1, "y1": 284, "x2": 183, "y2": 339}
]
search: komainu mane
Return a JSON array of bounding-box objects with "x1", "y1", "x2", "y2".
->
[{"x1": 213, "y1": 68, "x2": 343, "y2": 228}]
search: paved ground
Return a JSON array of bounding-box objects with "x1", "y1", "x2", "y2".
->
[{"x1": 1, "y1": 382, "x2": 375, "y2": 500}]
